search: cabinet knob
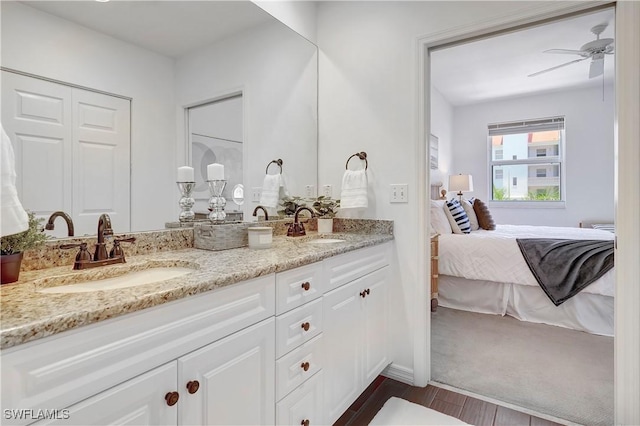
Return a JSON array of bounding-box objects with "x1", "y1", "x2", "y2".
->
[
  {"x1": 301, "y1": 420, "x2": 310, "y2": 426},
  {"x1": 366, "y1": 288, "x2": 370, "y2": 295},
  {"x1": 301, "y1": 361, "x2": 310, "y2": 371},
  {"x1": 301, "y1": 322, "x2": 310, "y2": 331},
  {"x1": 359, "y1": 290, "x2": 367, "y2": 298},
  {"x1": 186, "y1": 380, "x2": 200, "y2": 394},
  {"x1": 301, "y1": 281, "x2": 311, "y2": 291},
  {"x1": 165, "y1": 391, "x2": 179, "y2": 406}
]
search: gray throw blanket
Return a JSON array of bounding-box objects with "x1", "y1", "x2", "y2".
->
[{"x1": 516, "y1": 238, "x2": 614, "y2": 306}]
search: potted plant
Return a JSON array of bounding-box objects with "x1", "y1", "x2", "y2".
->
[
  {"x1": 1, "y1": 211, "x2": 48, "y2": 284},
  {"x1": 277, "y1": 196, "x2": 306, "y2": 217},
  {"x1": 312, "y1": 196, "x2": 340, "y2": 234}
]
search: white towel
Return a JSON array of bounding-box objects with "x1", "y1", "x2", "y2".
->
[
  {"x1": 340, "y1": 169, "x2": 368, "y2": 209},
  {"x1": 1, "y1": 125, "x2": 29, "y2": 237},
  {"x1": 259, "y1": 174, "x2": 282, "y2": 208}
]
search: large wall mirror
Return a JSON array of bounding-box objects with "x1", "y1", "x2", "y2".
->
[{"x1": 1, "y1": 1, "x2": 318, "y2": 237}]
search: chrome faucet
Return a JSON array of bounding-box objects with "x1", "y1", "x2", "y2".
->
[
  {"x1": 252, "y1": 205, "x2": 269, "y2": 221},
  {"x1": 45, "y1": 211, "x2": 75, "y2": 237},
  {"x1": 95, "y1": 213, "x2": 114, "y2": 261},
  {"x1": 287, "y1": 207, "x2": 314, "y2": 237}
]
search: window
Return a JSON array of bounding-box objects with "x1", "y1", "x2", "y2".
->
[{"x1": 489, "y1": 116, "x2": 564, "y2": 202}]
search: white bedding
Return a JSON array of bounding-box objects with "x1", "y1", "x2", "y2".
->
[{"x1": 438, "y1": 224, "x2": 615, "y2": 297}]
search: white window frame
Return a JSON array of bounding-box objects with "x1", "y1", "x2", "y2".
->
[{"x1": 487, "y1": 116, "x2": 566, "y2": 208}]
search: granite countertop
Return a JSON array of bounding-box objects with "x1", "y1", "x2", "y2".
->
[{"x1": 0, "y1": 232, "x2": 393, "y2": 349}]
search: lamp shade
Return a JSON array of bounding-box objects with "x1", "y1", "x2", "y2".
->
[{"x1": 449, "y1": 174, "x2": 474, "y2": 193}]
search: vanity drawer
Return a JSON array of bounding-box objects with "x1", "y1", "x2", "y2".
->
[
  {"x1": 276, "y1": 334, "x2": 323, "y2": 401},
  {"x1": 276, "y1": 370, "x2": 324, "y2": 426},
  {"x1": 276, "y1": 298, "x2": 323, "y2": 358},
  {"x1": 276, "y1": 262, "x2": 323, "y2": 315},
  {"x1": 323, "y1": 243, "x2": 390, "y2": 293}
]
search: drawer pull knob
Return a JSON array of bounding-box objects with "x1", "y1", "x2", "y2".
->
[
  {"x1": 360, "y1": 288, "x2": 370, "y2": 298},
  {"x1": 301, "y1": 420, "x2": 310, "y2": 426},
  {"x1": 301, "y1": 361, "x2": 310, "y2": 371},
  {"x1": 165, "y1": 391, "x2": 179, "y2": 406},
  {"x1": 301, "y1": 322, "x2": 310, "y2": 331},
  {"x1": 186, "y1": 380, "x2": 200, "y2": 394},
  {"x1": 301, "y1": 282, "x2": 311, "y2": 291}
]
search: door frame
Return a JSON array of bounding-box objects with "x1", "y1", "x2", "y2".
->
[{"x1": 414, "y1": 2, "x2": 640, "y2": 423}]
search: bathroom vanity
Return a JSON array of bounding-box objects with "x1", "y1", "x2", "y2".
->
[{"x1": 0, "y1": 231, "x2": 392, "y2": 425}]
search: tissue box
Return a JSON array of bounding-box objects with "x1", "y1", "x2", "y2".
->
[{"x1": 194, "y1": 222, "x2": 249, "y2": 251}]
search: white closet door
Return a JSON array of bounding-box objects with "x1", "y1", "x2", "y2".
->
[
  {"x1": 72, "y1": 89, "x2": 130, "y2": 235},
  {"x1": 1, "y1": 71, "x2": 131, "y2": 237},
  {"x1": 1, "y1": 71, "x2": 72, "y2": 236}
]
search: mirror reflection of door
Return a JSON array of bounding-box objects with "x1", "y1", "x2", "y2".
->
[{"x1": 188, "y1": 95, "x2": 243, "y2": 219}]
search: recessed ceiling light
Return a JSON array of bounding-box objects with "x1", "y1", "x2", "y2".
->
[{"x1": 95, "y1": 0, "x2": 110, "y2": 2}]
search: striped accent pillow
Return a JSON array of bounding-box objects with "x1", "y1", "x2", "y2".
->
[{"x1": 445, "y1": 199, "x2": 471, "y2": 234}]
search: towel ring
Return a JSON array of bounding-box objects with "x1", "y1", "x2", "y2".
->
[
  {"x1": 345, "y1": 152, "x2": 368, "y2": 170},
  {"x1": 266, "y1": 159, "x2": 283, "y2": 174}
]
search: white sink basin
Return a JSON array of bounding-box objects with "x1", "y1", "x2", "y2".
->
[
  {"x1": 306, "y1": 238, "x2": 346, "y2": 245},
  {"x1": 37, "y1": 261, "x2": 197, "y2": 293}
]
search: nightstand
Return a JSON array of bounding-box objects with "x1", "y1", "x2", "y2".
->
[{"x1": 430, "y1": 234, "x2": 439, "y2": 312}]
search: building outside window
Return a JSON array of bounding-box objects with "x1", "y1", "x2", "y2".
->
[{"x1": 488, "y1": 116, "x2": 564, "y2": 202}]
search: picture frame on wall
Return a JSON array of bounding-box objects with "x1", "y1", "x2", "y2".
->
[{"x1": 430, "y1": 134, "x2": 439, "y2": 170}]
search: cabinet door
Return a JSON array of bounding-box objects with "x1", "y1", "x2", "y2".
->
[
  {"x1": 362, "y1": 267, "x2": 389, "y2": 384},
  {"x1": 322, "y1": 280, "x2": 362, "y2": 425},
  {"x1": 34, "y1": 363, "x2": 177, "y2": 426},
  {"x1": 178, "y1": 318, "x2": 275, "y2": 426},
  {"x1": 276, "y1": 371, "x2": 324, "y2": 426}
]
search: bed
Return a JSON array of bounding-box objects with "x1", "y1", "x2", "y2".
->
[{"x1": 430, "y1": 186, "x2": 614, "y2": 336}]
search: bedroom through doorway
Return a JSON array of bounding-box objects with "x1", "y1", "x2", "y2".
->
[{"x1": 427, "y1": 6, "x2": 615, "y2": 425}]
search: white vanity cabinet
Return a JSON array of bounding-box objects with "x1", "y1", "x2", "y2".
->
[
  {"x1": 322, "y1": 245, "x2": 390, "y2": 425},
  {"x1": 2, "y1": 275, "x2": 275, "y2": 426}
]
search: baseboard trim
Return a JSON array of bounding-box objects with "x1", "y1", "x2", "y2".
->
[
  {"x1": 429, "y1": 381, "x2": 579, "y2": 426},
  {"x1": 382, "y1": 363, "x2": 414, "y2": 385}
]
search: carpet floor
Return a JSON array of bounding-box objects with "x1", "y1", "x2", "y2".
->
[{"x1": 431, "y1": 307, "x2": 614, "y2": 426}]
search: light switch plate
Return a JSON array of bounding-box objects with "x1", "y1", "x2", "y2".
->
[
  {"x1": 252, "y1": 187, "x2": 262, "y2": 202},
  {"x1": 322, "y1": 184, "x2": 332, "y2": 197},
  {"x1": 305, "y1": 185, "x2": 316, "y2": 198},
  {"x1": 390, "y1": 184, "x2": 408, "y2": 203}
]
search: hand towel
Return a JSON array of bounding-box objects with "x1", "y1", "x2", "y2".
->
[
  {"x1": 259, "y1": 174, "x2": 282, "y2": 208},
  {"x1": 1, "y1": 125, "x2": 29, "y2": 236},
  {"x1": 340, "y1": 169, "x2": 368, "y2": 209}
]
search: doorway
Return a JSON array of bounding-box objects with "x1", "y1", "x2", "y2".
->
[
  {"x1": 416, "y1": 2, "x2": 640, "y2": 424},
  {"x1": 187, "y1": 95, "x2": 244, "y2": 219}
]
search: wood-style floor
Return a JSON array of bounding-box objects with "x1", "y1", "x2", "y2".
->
[{"x1": 333, "y1": 376, "x2": 564, "y2": 426}]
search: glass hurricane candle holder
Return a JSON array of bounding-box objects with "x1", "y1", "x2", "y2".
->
[
  {"x1": 207, "y1": 180, "x2": 227, "y2": 224},
  {"x1": 176, "y1": 181, "x2": 196, "y2": 222}
]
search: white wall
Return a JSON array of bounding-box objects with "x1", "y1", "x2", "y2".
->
[
  {"x1": 253, "y1": 1, "x2": 318, "y2": 44},
  {"x1": 175, "y1": 20, "x2": 317, "y2": 219},
  {"x1": 451, "y1": 85, "x2": 614, "y2": 227},
  {"x1": 430, "y1": 86, "x2": 454, "y2": 186},
  {"x1": 317, "y1": 0, "x2": 557, "y2": 376},
  {"x1": 0, "y1": 2, "x2": 176, "y2": 232}
]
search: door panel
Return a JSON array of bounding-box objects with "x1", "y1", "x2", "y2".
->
[
  {"x1": 362, "y1": 267, "x2": 389, "y2": 384},
  {"x1": 178, "y1": 318, "x2": 275, "y2": 426}
]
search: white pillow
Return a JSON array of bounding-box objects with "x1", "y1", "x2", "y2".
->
[
  {"x1": 430, "y1": 199, "x2": 452, "y2": 234},
  {"x1": 461, "y1": 198, "x2": 479, "y2": 231}
]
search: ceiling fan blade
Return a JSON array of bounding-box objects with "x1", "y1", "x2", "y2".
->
[
  {"x1": 528, "y1": 57, "x2": 589, "y2": 78},
  {"x1": 589, "y1": 58, "x2": 604, "y2": 79},
  {"x1": 543, "y1": 49, "x2": 588, "y2": 56}
]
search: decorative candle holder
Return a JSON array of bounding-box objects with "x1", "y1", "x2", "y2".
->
[
  {"x1": 207, "y1": 180, "x2": 227, "y2": 224},
  {"x1": 176, "y1": 182, "x2": 196, "y2": 222}
]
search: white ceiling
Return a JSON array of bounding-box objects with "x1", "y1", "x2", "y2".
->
[
  {"x1": 21, "y1": 1, "x2": 274, "y2": 59},
  {"x1": 431, "y1": 8, "x2": 615, "y2": 106}
]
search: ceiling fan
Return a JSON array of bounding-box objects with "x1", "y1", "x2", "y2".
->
[{"x1": 528, "y1": 24, "x2": 614, "y2": 79}]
